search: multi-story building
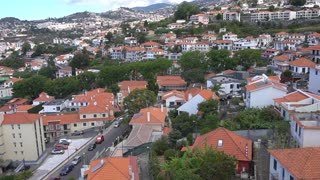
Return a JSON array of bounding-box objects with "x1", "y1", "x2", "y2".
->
[
  {"x1": 214, "y1": 40, "x2": 233, "y2": 50},
  {"x1": 0, "y1": 113, "x2": 45, "y2": 161},
  {"x1": 117, "y1": 81, "x2": 147, "y2": 106},
  {"x1": 296, "y1": 8, "x2": 320, "y2": 18},
  {"x1": 289, "y1": 57, "x2": 315, "y2": 74},
  {"x1": 157, "y1": 76, "x2": 187, "y2": 92},
  {"x1": 223, "y1": 32, "x2": 238, "y2": 41},
  {"x1": 308, "y1": 64, "x2": 320, "y2": 95},
  {"x1": 233, "y1": 37, "x2": 258, "y2": 51},
  {"x1": 56, "y1": 66, "x2": 84, "y2": 78},
  {"x1": 190, "y1": 14, "x2": 209, "y2": 25},
  {"x1": 251, "y1": 11, "x2": 296, "y2": 22},
  {"x1": 223, "y1": 11, "x2": 241, "y2": 21}
]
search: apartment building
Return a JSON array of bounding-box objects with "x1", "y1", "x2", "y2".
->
[
  {"x1": 0, "y1": 113, "x2": 45, "y2": 161},
  {"x1": 190, "y1": 14, "x2": 209, "y2": 25},
  {"x1": 223, "y1": 11, "x2": 241, "y2": 21},
  {"x1": 251, "y1": 11, "x2": 296, "y2": 22}
]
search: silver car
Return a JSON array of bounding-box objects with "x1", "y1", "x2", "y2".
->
[
  {"x1": 71, "y1": 156, "x2": 81, "y2": 165},
  {"x1": 51, "y1": 149, "x2": 64, "y2": 155}
]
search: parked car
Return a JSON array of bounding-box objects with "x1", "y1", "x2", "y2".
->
[
  {"x1": 71, "y1": 156, "x2": 81, "y2": 165},
  {"x1": 59, "y1": 140, "x2": 70, "y2": 146},
  {"x1": 72, "y1": 130, "x2": 84, "y2": 136},
  {"x1": 95, "y1": 135, "x2": 104, "y2": 144},
  {"x1": 114, "y1": 121, "x2": 120, "y2": 128},
  {"x1": 55, "y1": 143, "x2": 68, "y2": 150},
  {"x1": 59, "y1": 139, "x2": 72, "y2": 144},
  {"x1": 88, "y1": 143, "x2": 96, "y2": 151},
  {"x1": 60, "y1": 164, "x2": 74, "y2": 176},
  {"x1": 51, "y1": 149, "x2": 64, "y2": 155}
]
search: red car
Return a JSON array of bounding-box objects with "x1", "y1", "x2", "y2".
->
[
  {"x1": 95, "y1": 135, "x2": 104, "y2": 144},
  {"x1": 55, "y1": 143, "x2": 68, "y2": 150}
]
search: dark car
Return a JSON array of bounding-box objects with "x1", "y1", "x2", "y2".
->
[
  {"x1": 88, "y1": 143, "x2": 96, "y2": 151},
  {"x1": 60, "y1": 164, "x2": 74, "y2": 176},
  {"x1": 72, "y1": 130, "x2": 84, "y2": 136}
]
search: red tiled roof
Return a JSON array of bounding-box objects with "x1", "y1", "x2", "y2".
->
[
  {"x1": 7, "y1": 98, "x2": 28, "y2": 105},
  {"x1": 246, "y1": 81, "x2": 287, "y2": 92},
  {"x1": 85, "y1": 156, "x2": 139, "y2": 180},
  {"x1": 130, "y1": 107, "x2": 167, "y2": 125},
  {"x1": 16, "y1": 105, "x2": 33, "y2": 112},
  {"x1": 157, "y1": 76, "x2": 187, "y2": 86},
  {"x1": 289, "y1": 58, "x2": 316, "y2": 68},
  {"x1": 269, "y1": 147, "x2": 320, "y2": 179},
  {"x1": 141, "y1": 41, "x2": 160, "y2": 46},
  {"x1": 118, "y1": 81, "x2": 147, "y2": 92},
  {"x1": 276, "y1": 31, "x2": 288, "y2": 35},
  {"x1": 2, "y1": 113, "x2": 40, "y2": 125},
  {"x1": 183, "y1": 127, "x2": 252, "y2": 161},
  {"x1": 273, "y1": 54, "x2": 290, "y2": 62},
  {"x1": 42, "y1": 114, "x2": 79, "y2": 125},
  {"x1": 5, "y1": 77, "x2": 22, "y2": 84},
  {"x1": 185, "y1": 88, "x2": 202, "y2": 100},
  {"x1": 199, "y1": 89, "x2": 219, "y2": 100},
  {"x1": 214, "y1": 40, "x2": 233, "y2": 44},
  {"x1": 33, "y1": 92, "x2": 55, "y2": 103},
  {"x1": 161, "y1": 90, "x2": 186, "y2": 101}
]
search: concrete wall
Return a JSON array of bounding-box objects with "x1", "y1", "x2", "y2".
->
[{"x1": 248, "y1": 87, "x2": 287, "y2": 108}]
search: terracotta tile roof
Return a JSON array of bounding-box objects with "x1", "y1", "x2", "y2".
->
[
  {"x1": 304, "y1": 92, "x2": 320, "y2": 101},
  {"x1": 33, "y1": 92, "x2": 55, "y2": 103},
  {"x1": 276, "y1": 31, "x2": 288, "y2": 35},
  {"x1": 269, "y1": 147, "x2": 320, "y2": 179},
  {"x1": 141, "y1": 41, "x2": 160, "y2": 46},
  {"x1": 273, "y1": 54, "x2": 290, "y2": 62},
  {"x1": 309, "y1": 32, "x2": 320, "y2": 38},
  {"x1": 16, "y1": 105, "x2": 33, "y2": 112},
  {"x1": 5, "y1": 77, "x2": 22, "y2": 84},
  {"x1": 223, "y1": 69, "x2": 235, "y2": 75},
  {"x1": 274, "y1": 91, "x2": 308, "y2": 105},
  {"x1": 247, "y1": 75, "x2": 280, "y2": 84},
  {"x1": 183, "y1": 127, "x2": 252, "y2": 161},
  {"x1": 118, "y1": 81, "x2": 147, "y2": 92},
  {"x1": 161, "y1": 90, "x2": 186, "y2": 100},
  {"x1": 0, "y1": 105, "x2": 14, "y2": 112},
  {"x1": 7, "y1": 98, "x2": 28, "y2": 106},
  {"x1": 289, "y1": 58, "x2": 316, "y2": 68},
  {"x1": 2, "y1": 113, "x2": 41, "y2": 125},
  {"x1": 129, "y1": 107, "x2": 167, "y2": 125},
  {"x1": 246, "y1": 81, "x2": 287, "y2": 92},
  {"x1": 126, "y1": 46, "x2": 145, "y2": 52},
  {"x1": 156, "y1": 76, "x2": 187, "y2": 86},
  {"x1": 85, "y1": 156, "x2": 139, "y2": 180},
  {"x1": 185, "y1": 88, "x2": 202, "y2": 100},
  {"x1": 162, "y1": 127, "x2": 173, "y2": 136},
  {"x1": 308, "y1": 44, "x2": 320, "y2": 50},
  {"x1": 42, "y1": 114, "x2": 79, "y2": 125},
  {"x1": 199, "y1": 89, "x2": 218, "y2": 100}
]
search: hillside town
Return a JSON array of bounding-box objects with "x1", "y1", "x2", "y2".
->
[{"x1": 1, "y1": 0, "x2": 320, "y2": 179}]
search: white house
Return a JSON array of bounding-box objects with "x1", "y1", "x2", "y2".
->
[
  {"x1": 309, "y1": 64, "x2": 320, "y2": 95},
  {"x1": 214, "y1": 40, "x2": 233, "y2": 50},
  {"x1": 258, "y1": 34, "x2": 272, "y2": 47},
  {"x1": 207, "y1": 76, "x2": 241, "y2": 96},
  {"x1": 177, "y1": 89, "x2": 219, "y2": 115},
  {"x1": 161, "y1": 90, "x2": 186, "y2": 110},
  {"x1": 223, "y1": 32, "x2": 238, "y2": 41},
  {"x1": 289, "y1": 57, "x2": 316, "y2": 74},
  {"x1": 274, "y1": 40, "x2": 296, "y2": 51},
  {"x1": 272, "y1": 54, "x2": 291, "y2": 72},
  {"x1": 42, "y1": 99, "x2": 67, "y2": 113},
  {"x1": 223, "y1": 12, "x2": 241, "y2": 21},
  {"x1": 245, "y1": 74, "x2": 287, "y2": 108},
  {"x1": 233, "y1": 37, "x2": 258, "y2": 51},
  {"x1": 269, "y1": 147, "x2": 320, "y2": 180},
  {"x1": 307, "y1": 32, "x2": 320, "y2": 46}
]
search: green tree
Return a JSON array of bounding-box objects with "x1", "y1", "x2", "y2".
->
[
  {"x1": 216, "y1": 13, "x2": 222, "y2": 20},
  {"x1": 0, "y1": 57, "x2": 25, "y2": 69},
  {"x1": 160, "y1": 147, "x2": 236, "y2": 180},
  {"x1": 69, "y1": 49, "x2": 90, "y2": 69},
  {"x1": 290, "y1": 0, "x2": 306, "y2": 6},
  {"x1": 210, "y1": 83, "x2": 224, "y2": 96},
  {"x1": 123, "y1": 89, "x2": 156, "y2": 115},
  {"x1": 152, "y1": 136, "x2": 170, "y2": 156},
  {"x1": 32, "y1": 44, "x2": 47, "y2": 57},
  {"x1": 12, "y1": 75, "x2": 48, "y2": 98},
  {"x1": 107, "y1": 84, "x2": 120, "y2": 96},
  {"x1": 234, "y1": 49, "x2": 262, "y2": 70},
  {"x1": 77, "y1": 71, "x2": 98, "y2": 90},
  {"x1": 44, "y1": 77, "x2": 81, "y2": 98},
  {"x1": 280, "y1": 70, "x2": 293, "y2": 83},
  {"x1": 38, "y1": 66, "x2": 57, "y2": 79},
  {"x1": 168, "y1": 130, "x2": 182, "y2": 148},
  {"x1": 198, "y1": 99, "x2": 219, "y2": 114},
  {"x1": 174, "y1": 2, "x2": 201, "y2": 21},
  {"x1": 147, "y1": 78, "x2": 159, "y2": 95},
  {"x1": 179, "y1": 51, "x2": 205, "y2": 71},
  {"x1": 22, "y1": 42, "x2": 31, "y2": 55},
  {"x1": 136, "y1": 33, "x2": 147, "y2": 44},
  {"x1": 105, "y1": 32, "x2": 113, "y2": 42},
  {"x1": 171, "y1": 112, "x2": 198, "y2": 137},
  {"x1": 207, "y1": 49, "x2": 235, "y2": 72}
]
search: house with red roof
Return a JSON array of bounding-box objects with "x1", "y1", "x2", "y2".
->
[
  {"x1": 56, "y1": 66, "x2": 84, "y2": 78},
  {"x1": 140, "y1": 41, "x2": 160, "y2": 50},
  {"x1": 33, "y1": 92, "x2": 55, "y2": 106},
  {"x1": 274, "y1": 40, "x2": 296, "y2": 51},
  {"x1": 307, "y1": 32, "x2": 320, "y2": 46},
  {"x1": 157, "y1": 76, "x2": 187, "y2": 94},
  {"x1": 117, "y1": 81, "x2": 147, "y2": 106},
  {"x1": 308, "y1": 44, "x2": 320, "y2": 64},
  {"x1": 0, "y1": 113, "x2": 45, "y2": 161},
  {"x1": 289, "y1": 57, "x2": 316, "y2": 74},
  {"x1": 161, "y1": 90, "x2": 187, "y2": 110},
  {"x1": 269, "y1": 147, "x2": 320, "y2": 180},
  {"x1": 177, "y1": 89, "x2": 219, "y2": 115},
  {"x1": 3, "y1": 77, "x2": 22, "y2": 88},
  {"x1": 245, "y1": 74, "x2": 287, "y2": 108},
  {"x1": 144, "y1": 48, "x2": 165, "y2": 60},
  {"x1": 182, "y1": 127, "x2": 253, "y2": 174},
  {"x1": 84, "y1": 156, "x2": 139, "y2": 180},
  {"x1": 272, "y1": 54, "x2": 291, "y2": 72},
  {"x1": 129, "y1": 107, "x2": 167, "y2": 132}
]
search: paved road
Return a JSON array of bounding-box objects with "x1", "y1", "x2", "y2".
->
[{"x1": 49, "y1": 122, "x2": 128, "y2": 179}]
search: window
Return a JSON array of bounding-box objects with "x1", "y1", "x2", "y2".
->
[
  {"x1": 57, "y1": 107, "x2": 60, "y2": 111},
  {"x1": 20, "y1": 142, "x2": 23, "y2": 147},
  {"x1": 290, "y1": 176, "x2": 294, "y2": 180},
  {"x1": 17, "y1": 124, "x2": 20, "y2": 129},
  {"x1": 80, "y1": 103, "x2": 83, "y2": 106},
  {"x1": 83, "y1": 123, "x2": 87, "y2": 126},
  {"x1": 12, "y1": 133, "x2": 15, "y2": 138},
  {"x1": 11, "y1": 124, "x2": 14, "y2": 130},
  {"x1": 230, "y1": 84, "x2": 234, "y2": 89},
  {"x1": 91, "y1": 122, "x2": 95, "y2": 126},
  {"x1": 74, "y1": 123, "x2": 77, "y2": 127},
  {"x1": 71, "y1": 103, "x2": 74, "y2": 106},
  {"x1": 13, "y1": 142, "x2": 16, "y2": 147},
  {"x1": 273, "y1": 159, "x2": 277, "y2": 170},
  {"x1": 218, "y1": 139, "x2": 223, "y2": 147},
  {"x1": 295, "y1": 123, "x2": 298, "y2": 132},
  {"x1": 21, "y1": 151, "x2": 23, "y2": 155},
  {"x1": 19, "y1": 133, "x2": 21, "y2": 138},
  {"x1": 83, "y1": 115, "x2": 86, "y2": 118},
  {"x1": 316, "y1": 70, "x2": 318, "y2": 75},
  {"x1": 94, "y1": 114, "x2": 97, "y2": 118},
  {"x1": 56, "y1": 124, "x2": 60, "y2": 130},
  {"x1": 282, "y1": 168, "x2": 285, "y2": 179},
  {"x1": 299, "y1": 127, "x2": 301, "y2": 136},
  {"x1": 102, "y1": 114, "x2": 106, "y2": 117}
]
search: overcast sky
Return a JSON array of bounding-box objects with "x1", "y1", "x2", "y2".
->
[{"x1": 0, "y1": 0, "x2": 189, "y2": 20}]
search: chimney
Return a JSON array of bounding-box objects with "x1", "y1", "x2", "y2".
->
[
  {"x1": 98, "y1": 89, "x2": 100, "y2": 93},
  {"x1": 161, "y1": 104, "x2": 163, "y2": 112},
  {"x1": 147, "y1": 112, "x2": 150, "y2": 122}
]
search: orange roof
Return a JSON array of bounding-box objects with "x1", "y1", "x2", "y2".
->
[
  {"x1": 6, "y1": 98, "x2": 28, "y2": 105},
  {"x1": 2, "y1": 113, "x2": 41, "y2": 125},
  {"x1": 273, "y1": 54, "x2": 290, "y2": 62},
  {"x1": 5, "y1": 77, "x2": 22, "y2": 84},
  {"x1": 141, "y1": 41, "x2": 160, "y2": 46},
  {"x1": 118, "y1": 81, "x2": 147, "y2": 92},
  {"x1": 274, "y1": 91, "x2": 308, "y2": 105},
  {"x1": 289, "y1": 58, "x2": 316, "y2": 68},
  {"x1": 183, "y1": 127, "x2": 252, "y2": 161},
  {"x1": 16, "y1": 105, "x2": 33, "y2": 112},
  {"x1": 247, "y1": 75, "x2": 280, "y2": 84},
  {"x1": 269, "y1": 147, "x2": 320, "y2": 179},
  {"x1": 185, "y1": 88, "x2": 202, "y2": 100},
  {"x1": 276, "y1": 31, "x2": 288, "y2": 35},
  {"x1": 309, "y1": 32, "x2": 320, "y2": 38},
  {"x1": 246, "y1": 81, "x2": 287, "y2": 92},
  {"x1": 204, "y1": 73, "x2": 216, "y2": 80},
  {"x1": 223, "y1": 69, "x2": 234, "y2": 75},
  {"x1": 42, "y1": 114, "x2": 79, "y2": 125},
  {"x1": 199, "y1": 89, "x2": 219, "y2": 100},
  {"x1": 130, "y1": 107, "x2": 167, "y2": 125},
  {"x1": 33, "y1": 92, "x2": 55, "y2": 103},
  {"x1": 85, "y1": 156, "x2": 139, "y2": 180},
  {"x1": 161, "y1": 90, "x2": 186, "y2": 100},
  {"x1": 156, "y1": 76, "x2": 187, "y2": 86},
  {"x1": 163, "y1": 127, "x2": 173, "y2": 136}
]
